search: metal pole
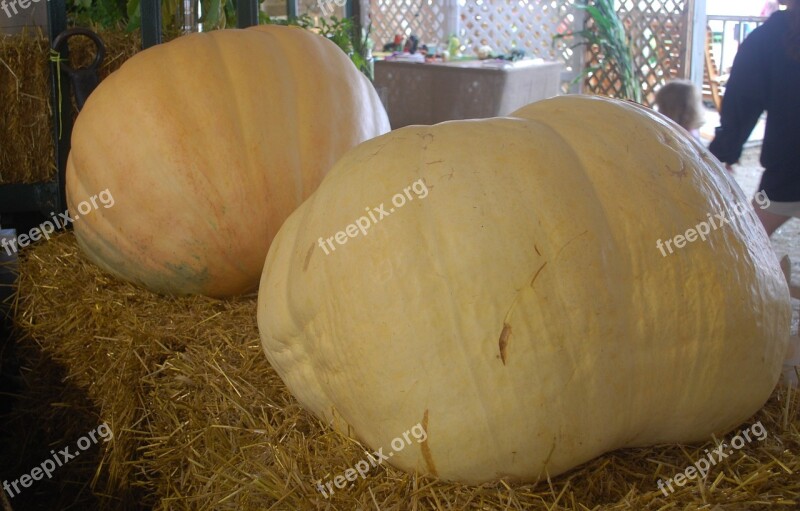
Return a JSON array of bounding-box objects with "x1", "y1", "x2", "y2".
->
[
  {"x1": 141, "y1": 0, "x2": 162, "y2": 48},
  {"x1": 237, "y1": 0, "x2": 259, "y2": 28}
]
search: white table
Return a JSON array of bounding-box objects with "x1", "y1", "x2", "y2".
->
[{"x1": 373, "y1": 58, "x2": 563, "y2": 129}]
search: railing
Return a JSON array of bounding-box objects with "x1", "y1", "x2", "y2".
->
[{"x1": 706, "y1": 15, "x2": 768, "y2": 75}]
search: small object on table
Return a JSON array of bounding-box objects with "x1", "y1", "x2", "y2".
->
[
  {"x1": 477, "y1": 45, "x2": 494, "y2": 60},
  {"x1": 404, "y1": 34, "x2": 420, "y2": 54},
  {"x1": 448, "y1": 35, "x2": 461, "y2": 58},
  {"x1": 383, "y1": 34, "x2": 405, "y2": 53},
  {"x1": 509, "y1": 48, "x2": 526, "y2": 61}
]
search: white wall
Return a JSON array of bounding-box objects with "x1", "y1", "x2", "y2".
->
[{"x1": 706, "y1": 0, "x2": 767, "y2": 16}]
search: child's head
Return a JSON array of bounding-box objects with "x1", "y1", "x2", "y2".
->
[{"x1": 654, "y1": 80, "x2": 704, "y2": 131}]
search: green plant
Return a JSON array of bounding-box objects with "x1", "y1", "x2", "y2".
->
[
  {"x1": 64, "y1": 0, "x2": 373, "y2": 81},
  {"x1": 265, "y1": 15, "x2": 374, "y2": 81},
  {"x1": 554, "y1": 0, "x2": 642, "y2": 103},
  {"x1": 66, "y1": 0, "x2": 235, "y2": 32},
  {"x1": 125, "y1": 0, "x2": 236, "y2": 32},
  {"x1": 67, "y1": 0, "x2": 128, "y2": 29}
]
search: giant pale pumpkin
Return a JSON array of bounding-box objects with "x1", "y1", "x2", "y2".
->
[
  {"x1": 257, "y1": 95, "x2": 790, "y2": 483},
  {"x1": 66, "y1": 25, "x2": 389, "y2": 297}
]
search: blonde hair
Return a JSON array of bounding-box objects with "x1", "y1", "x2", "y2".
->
[{"x1": 654, "y1": 80, "x2": 704, "y2": 131}]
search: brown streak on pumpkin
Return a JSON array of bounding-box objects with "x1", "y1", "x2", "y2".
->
[
  {"x1": 534, "y1": 244, "x2": 540, "y2": 256},
  {"x1": 366, "y1": 142, "x2": 389, "y2": 159},
  {"x1": 303, "y1": 243, "x2": 315, "y2": 272},
  {"x1": 417, "y1": 132, "x2": 434, "y2": 150},
  {"x1": 499, "y1": 323, "x2": 511, "y2": 365},
  {"x1": 420, "y1": 409, "x2": 438, "y2": 477},
  {"x1": 530, "y1": 262, "x2": 547, "y2": 288},
  {"x1": 556, "y1": 230, "x2": 588, "y2": 260}
]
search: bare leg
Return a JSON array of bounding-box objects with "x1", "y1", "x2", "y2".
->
[{"x1": 753, "y1": 199, "x2": 791, "y2": 236}]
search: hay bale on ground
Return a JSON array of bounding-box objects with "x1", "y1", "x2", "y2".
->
[
  {"x1": 0, "y1": 30, "x2": 142, "y2": 185},
  {"x1": 7, "y1": 232, "x2": 800, "y2": 510},
  {"x1": 0, "y1": 336, "x2": 114, "y2": 511}
]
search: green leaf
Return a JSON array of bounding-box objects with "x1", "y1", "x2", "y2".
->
[{"x1": 204, "y1": 0, "x2": 221, "y2": 28}]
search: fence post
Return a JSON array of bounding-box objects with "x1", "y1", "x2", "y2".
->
[
  {"x1": 688, "y1": 0, "x2": 707, "y2": 90},
  {"x1": 237, "y1": 0, "x2": 259, "y2": 28},
  {"x1": 442, "y1": 0, "x2": 459, "y2": 42},
  {"x1": 141, "y1": 0, "x2": 162, "y2": 48},
  {"x1": 564, "y1": 1, "x2": 586, "y2": 94}
]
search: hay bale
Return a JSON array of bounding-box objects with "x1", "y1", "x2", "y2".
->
[
  {"x1": 8, "y1": 232, "x2": 800, "y2": 510},
  {"x1": 0, "y1": 30, "x2": 141, "y2": 185},
  {"x1": 0, "y1": 334, "x2": 113, "y2": 510}
]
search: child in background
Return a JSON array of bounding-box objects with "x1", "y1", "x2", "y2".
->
[{"x1": 654, "y1": 80, "x2": 705, "y2": 140}]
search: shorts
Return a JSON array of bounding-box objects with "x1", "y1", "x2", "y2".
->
[{"x1": 762, "y1": 200, "x2": 800, "y2": 218}]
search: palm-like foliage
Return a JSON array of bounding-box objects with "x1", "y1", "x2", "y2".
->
[{"x1": 555, "y1": 0, "x2": 642, "y2": 103}]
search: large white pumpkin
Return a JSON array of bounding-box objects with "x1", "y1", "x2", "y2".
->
[{"x1": 257, "y1": 95, "x2": 790, "y2": 483}]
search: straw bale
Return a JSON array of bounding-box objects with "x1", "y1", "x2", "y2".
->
[
  {"x1": 0, "y1": 29, "x2": 141, "y2": 185},
  {"x1": 6, "y1": 232, "x2": 800, "y2": 510}
]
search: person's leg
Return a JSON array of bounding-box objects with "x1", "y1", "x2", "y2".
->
[{"x1": 753, "y1": 200, "x2": 791, "y2": 236}]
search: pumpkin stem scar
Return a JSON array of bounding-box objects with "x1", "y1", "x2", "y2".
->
[
  {"x1": 420, "y1": 409, "x2": 437, "y2": 477},
  {"x1": 303, "y1": 243, "x2": 315, "y2": 271},
  {"x1": 499, "y1": 324, "x2": 511, "y2": 365}
]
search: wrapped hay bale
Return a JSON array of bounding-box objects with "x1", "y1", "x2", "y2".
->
[
  {"x1": 8, "y1": 232, "x2": 800, "y2": 510},
  {"x1": 0, "y1": 30, "x2": 141, "y2": 185}
]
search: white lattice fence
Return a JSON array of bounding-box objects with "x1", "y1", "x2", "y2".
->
[
  {"x1": 365, "y1": 0, "x2": 582, "y2": 91},
  {"x1": 368, "y1": 0, "x2": 449, "y2": 46},
  {"x1": 458, "y1": 0, "x2": 574, "y2": 57},
  {"x1": 362, "y1": 0, "x2": 692, "y2": 100},
  {"x1": 298, "y1": 0, "x2": 346, "y2": 17}
]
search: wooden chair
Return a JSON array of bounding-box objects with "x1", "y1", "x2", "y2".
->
[{"x1": 703, "y1": 27, "x2": 725, "y2": 112}]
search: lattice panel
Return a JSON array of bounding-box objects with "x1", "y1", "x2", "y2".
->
[
  {"x1": 584, "y1": 0, "x2": 690, "y2": 105},
  {"x1": 368, "y1": 0, "x2": 448, "y2": 47},
  {"x1": 297, "y1": 0, "x2": 346, "y2": 19},
  {"x1": 459, "y1": 0, "x2": 578, "y2": 59},
  {"x1": 364, "y1": 0, "x2": 692, "y2": 99}
]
